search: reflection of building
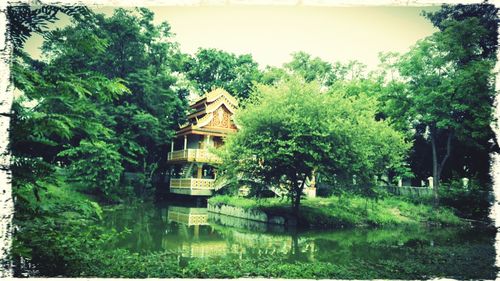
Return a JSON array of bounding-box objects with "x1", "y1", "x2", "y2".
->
[
  {"x1": 181, "y1": 240, "x2": 242, "y2": 258},
  {"x1": 165, "y1": 205, "x2": 242, "y2": 258},
  {"x1": 167, "y1": 206, "x2": 208, "y2": 226},
  {"x1": 167, "y1": 88, "x2": 238, "y2": 196},
  {"x1": 163, "y1": 205, "x2": 317, "y2": 260},
  {"x1": 210, "y1": 221, "x2": 317, "y2": 260},
  {"x1": 231, "y1": 230, "x2": 291, "y2": 253}
]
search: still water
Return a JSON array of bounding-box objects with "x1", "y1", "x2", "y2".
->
[{"x1": 102, "y1": 200, "x2": 497, "y2": 279}]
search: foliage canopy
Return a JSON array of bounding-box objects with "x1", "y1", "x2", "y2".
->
[{"x1": 218, "y1": 78, "x2": 410, "y2": 212}]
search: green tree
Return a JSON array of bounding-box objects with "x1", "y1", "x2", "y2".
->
[
  {"x1": 41, "y1": 8, "x2": 189, "y2": 195},
  {"x1": 283, "y1": 51, "x2": 367, "y2": 87},
  {"x1": 422, "y1": 3, "x2": 499, "y2": 186},
  {"x1": 7, "y1": 3, "x2": 91, "y2": 54},
  {"x1": 284, "y1": 51, "x2": 334, "y2": 86},
  {"x1": 218, "y1": 78, "x2": 409, "y2": 214},
  {"x1": 388, "y1": 18, "x2": 495, "y2": 206},
  {"x1": 8, "y1": 8, "x2": 129, "y2": 202},
  {"x1": 423, "y1": 2, "x2": 499, "y2": 60},
  {"x1": 184, "y1": 48, "x2": 263, "y2": 100},
  {"x1": 58, "y1": 140, "x2": 124, "y2": 198},
  {"x1": 261, "y1": 66, "x2": 291, "y2": 86}
]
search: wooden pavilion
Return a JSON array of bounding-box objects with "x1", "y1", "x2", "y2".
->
[{"x1": 167, "y1": 88, "x2": 238, "y2": 196}]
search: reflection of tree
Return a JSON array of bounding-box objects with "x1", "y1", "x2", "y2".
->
[
  {"x1": 290, "y1": 233, "x2": 299, "y2": 257},
  {"x1": 304, "y1": 227, "x2": 465, "y2": 265},
  {"x1": 101, "y1": 203, "x2": 169, "y2": 253},
  {"x1": 288, "y1": 232, "x2": 317, "y2": 262},
  {"x1": 151, "y1": 205, "x2": 167, "y2": 251},
  {"x1": 133, "y1": 206, "x2": 153, "y2": 252}
]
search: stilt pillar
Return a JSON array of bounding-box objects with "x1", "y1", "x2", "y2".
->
[{"x1": 197, "y1": 165, "x2": 203, "y2": 179}]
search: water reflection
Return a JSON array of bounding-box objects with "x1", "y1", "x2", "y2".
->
[
  {"x1": 102, "y1": 201, "x2": 496, "y2": 273},
  {"x1": 166, "y1": 205, "x2": 242, "y2": 258},
  {"x1": 208, "y1": 211, "x2": 286, "y2": 233},
  {"x1": 167, "y1": 206, "x2": 208, "y2": 226}
]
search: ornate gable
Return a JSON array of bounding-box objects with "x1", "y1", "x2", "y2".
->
[
  {"x1": 177, "y1": 88, "x2": 238, "y2": 134},
  {"x1": 204, "y1": 104, "x2": 237, "y2": 130}
]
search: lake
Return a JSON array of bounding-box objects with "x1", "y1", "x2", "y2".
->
[{"x1": 101, "y1": 199, "x2": 497, "y2": 279}]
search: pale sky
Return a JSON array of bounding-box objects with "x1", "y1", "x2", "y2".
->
[{"x1": 25, "y1": 5, "x2": 440, "y2": 70}]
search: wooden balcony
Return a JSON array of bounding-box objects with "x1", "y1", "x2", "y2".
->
[
  {"x1": 167, "y1": 149, "x2": 221, "y2": 163},
  {"x1": 169, "y1": 178, "x2": 215, "y2": 196}
]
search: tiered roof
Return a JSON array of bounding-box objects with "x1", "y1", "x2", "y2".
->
[{"x1": 176, "y1": 88, "x2": 238, "y2": 137}]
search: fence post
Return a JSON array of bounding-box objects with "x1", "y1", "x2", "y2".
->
[{"x1": 462, "y1": 178, "x2": 469, "y2": 190}]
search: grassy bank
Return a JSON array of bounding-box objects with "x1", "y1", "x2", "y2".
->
[{"x1": 208, "y1": 195, "x2": 463, "y2": 228}]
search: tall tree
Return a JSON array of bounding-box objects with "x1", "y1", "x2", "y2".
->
[
  {"x1": 6, "y1": 4, "x2": 132, "y2": 202},
  {"x1": 218, "y1": 78, "x2": 409, "y2": 214},
  {"x1": 393, "y1": 18, "x2": 495, "y2": 206},
  {"x1": 284, "y1": 51, "x2": 367, "y2": 86},
  {"x1": 7, "y1": 3, "x2": 91, "y2": 54},
  {"x1": 10, "y1": 32, "x2": 129, "y2": 202},
  {"x1": 423, "y1": 1, "x2": 499, "y2": 60},
  {"x1": 422, "y1": 2, "x2": 500, "y2": 185},
  {"x1": 184, "y1": 48, "x2": 262, "y2": 100},
  {"x1": 284, "y1": 51, "x2": 334, "y2": 86},
  {"x1": 41, "y1": 8, "x2": 189, "y2": 196}
]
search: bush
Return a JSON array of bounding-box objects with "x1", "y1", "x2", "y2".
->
[
  {"x1": 12, "y1": 181, "x2": 128, "y2": 276},
  {"x1": 439, "y1": 178, "x2": 491, "y2": 221},
  {"x1": 58, "y1": 140, "x2": 124, "y2": 202}
]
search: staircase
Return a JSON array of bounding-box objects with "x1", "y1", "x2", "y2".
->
[
  {"x1": 180, "y1": 163, "x2": 195, "y2": 178},
  {"x1": 269, "y1": 185, "x2": 287, "y2": 197},
  {"x1": 213, "y1": 175, "x2": 233, "y2": 191}
]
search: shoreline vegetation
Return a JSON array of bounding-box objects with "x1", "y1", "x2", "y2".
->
[
  {"x1": 208, "y1": 195, "x2": 464, "y2": 228},
  {"x1": 12, "y1": 183, "x2": 494, "y2": 279},
  {"x1": 81, "y1": 244, "x2": 496, "y2": 279}
]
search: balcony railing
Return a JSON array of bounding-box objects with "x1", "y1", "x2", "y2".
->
[
  {"x1": 167, "y1": 149, "x2": 221, "y2": 163},
  {"x1": 170, "y1": 178, "x2": 215, "y2": 190}
]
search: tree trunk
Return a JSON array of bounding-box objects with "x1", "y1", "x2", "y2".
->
[
  {"x1": 431, "y1": 133, "x2": 439, "y2": 207},
  {"x1": 154, "y1": 145, "x2": 170, "y2": 199},
  {"x1": 430, "y1": 127, "x2": 453, "y2": 208},
  {"x1": 438, "y1": 132, "x2": 453, "y2": 182},
  {"x1": 33, "y1": 186, "x2": 41, "y2": 202},
  {"x1": 293, "y1": 189, "x2": 301, "y2": 215},
  {"x1": 292, "y1": 176, "x2": 307, "y2": 216}
]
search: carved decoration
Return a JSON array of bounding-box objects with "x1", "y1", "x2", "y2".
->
[{"x1": 206, "y1": 105, "x2": 236, "y2": 129}]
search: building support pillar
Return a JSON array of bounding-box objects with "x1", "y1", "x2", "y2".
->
[
  {"x1": 171, "y1": 139, "x2": 174, "y2": 152},
  {"x1": 197, "y1": 164, "x2": 203, "y2": 179},
  {"x1": 184, "y1": 135, "x2": 187, "y2": 150}
]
